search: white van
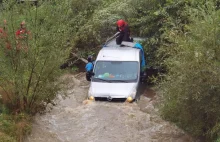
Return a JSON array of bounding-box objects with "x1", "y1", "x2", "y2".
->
[{"x1": 87, "y1": 39, "x2": 146, "y2": 102}]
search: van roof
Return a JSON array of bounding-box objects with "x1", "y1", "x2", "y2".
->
[{"x1": 96, "y1": 47, "x2": 140, "y2": 61}]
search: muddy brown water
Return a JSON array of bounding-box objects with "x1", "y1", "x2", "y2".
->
[{"x1": 25, "y1": 73, "x2": 197, "y2": 142}]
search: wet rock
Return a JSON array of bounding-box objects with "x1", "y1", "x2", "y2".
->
[
  {"x1": 138, "y1": 96, "x2": 156, "y2": 115},
  {"x1": 45, "y1": 103, "x2": 53, "y2": 112}
]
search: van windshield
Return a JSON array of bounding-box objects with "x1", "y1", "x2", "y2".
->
[{"x1": 92, "y1": 61, "x2": 139, "y2": 83}]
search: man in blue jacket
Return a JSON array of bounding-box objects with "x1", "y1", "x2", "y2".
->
[{"x1": 85, "y1": 55, "x2": 94, "y2": 81}]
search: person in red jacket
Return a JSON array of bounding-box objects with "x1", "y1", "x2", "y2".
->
[
  {"x1": 15, "y1": 21, "x2": 31, "y2": 52},
  {"x1": 0, "y1": 20, "x2": 11, "y2": 50},
  {"x1": 116, "y1": 19, "x2": 133, "y2": 45}
]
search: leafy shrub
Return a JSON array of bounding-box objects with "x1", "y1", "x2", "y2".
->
[
  {"x1": 70, "y1": 0, "x2": 137, "y2": 57},
  {"x1": 159, "y1": 1, "x2": 220, "y2": 140},
  {"x1": 0, "y1": 106, "x2": 31, "y2": 141},
  {"x1": 0, "y1": 0, "x2": 72, "y2": 113}
]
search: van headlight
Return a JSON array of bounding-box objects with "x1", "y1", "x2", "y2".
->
[
  {"x1": 126, "y1": 96, "x2": 133, "y2": 102},
  {"x1": 89, "y1": 96, "x2": 95, "y2": 101}
]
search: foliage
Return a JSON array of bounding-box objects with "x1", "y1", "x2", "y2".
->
[
  {"x1": 0, "y1": 0, "x2": 72, "y2": 113},
  {"x1": 0, "y1": 133, "x2": 16, "y2": 142},
  {"x1": 159, "y1": 1, "x2": 220, "y2": 141},
  {"x1": 131, "y1": 0, "x2": 188, "y2": 68},
  {"x1": 0, "y1": 0, "x2": 73, "y2": 140},
  {"x1": 69, "y1": 0, "x2": 137, "y2": 58},
  {"x1": 0, "y1": 107, "x2": 31, "y2": 141}
]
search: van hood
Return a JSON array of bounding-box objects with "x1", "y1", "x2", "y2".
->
[{"x1": 89, "y1": 82, "x2": 137, "y2": 98}]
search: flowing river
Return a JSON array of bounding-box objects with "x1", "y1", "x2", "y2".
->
[{"x1": 25, "y1": 73, "x2": 196, "y2": 142}]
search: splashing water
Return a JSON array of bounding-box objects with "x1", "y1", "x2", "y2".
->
[{"x1": 25, "y1": 73, "x2": 196, "y2": 142}]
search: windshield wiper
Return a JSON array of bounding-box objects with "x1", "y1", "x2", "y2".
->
[
  {"x1": 94, "y1": 78, "x2": 112, "y2": 83},
  {"x1": 109, "y1": 80, "x2": 130, "y2": 83}
]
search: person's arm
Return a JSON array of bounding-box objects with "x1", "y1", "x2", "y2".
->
[
  {"x1": 116, "y1": 31, "x2": 124, "y2": 45},
  {"x1": 116, "y1": 26, "x2": 119, "y2": 32}
]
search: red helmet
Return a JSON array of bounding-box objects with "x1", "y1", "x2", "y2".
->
[{"x1": 116, "y1": 19, "x2": 125, "y2": 27}]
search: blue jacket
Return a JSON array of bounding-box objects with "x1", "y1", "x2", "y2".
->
[
  {"x1": 85, "y1": 62, "x2": 94, "y2": 72},
  {"x1": 133, "y1": 43, "x2": 146, "y2": 70}
]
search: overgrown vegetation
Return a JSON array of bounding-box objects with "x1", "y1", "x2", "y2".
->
[
  {"x1": 158, "y1": 1, "x2": 220, "y2": 141},
  {"x1": 0, "y1": 0, "x2": 72, "y2": 141},
  {"x1": 1, "y1": 0, "x2": 220, "y2": 141}
]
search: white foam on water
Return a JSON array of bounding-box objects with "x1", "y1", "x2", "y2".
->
[{"x1": 25, "y1": 73, "x2": 196, "y2": 142}]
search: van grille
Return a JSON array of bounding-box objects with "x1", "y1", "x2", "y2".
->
[{"x1": 95, "y1": 97, "x2": 126, "y2": 102}]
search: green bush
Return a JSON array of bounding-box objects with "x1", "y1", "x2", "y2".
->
[
  {"x1": 0, "y1": 133, "x2": 16, "y2": 142},
  {"x1": 0, "y1": 107, "x2": 31, "y2": 141},
  {"x1": 159, "y1": 1, "x2": 220, "y2": 141},
  {"x1": 70, "y1": 0, "x2": 137, "y2": 57},
  {"x1": 0, "y1": 0, "x2": 72, "y2": 113}
]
